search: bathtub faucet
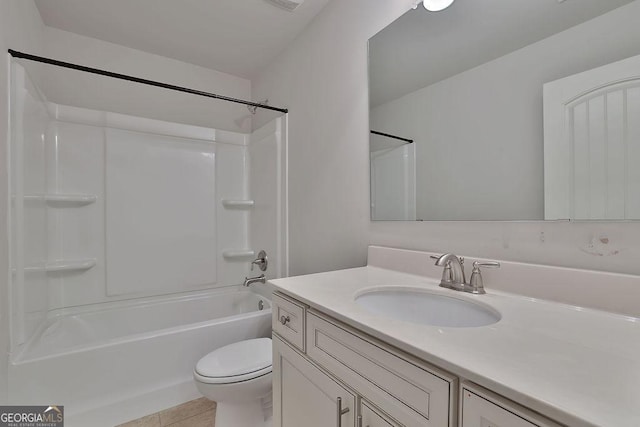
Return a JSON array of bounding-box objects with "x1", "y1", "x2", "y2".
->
[{"x1": 243, "y1": 274, "x2": 266, "y2": 287}]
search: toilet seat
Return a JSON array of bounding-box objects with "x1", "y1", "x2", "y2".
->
[{"x1": 195, "y1": 338, "x2": 272, "y2": 385}]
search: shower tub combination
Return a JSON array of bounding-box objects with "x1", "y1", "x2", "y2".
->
[
  {"x1": 8, "y1": 57, "x2": 286, "y2": 427},
  {"x1": 8, "y1": 288, "x2": 271, "y2": 427}
]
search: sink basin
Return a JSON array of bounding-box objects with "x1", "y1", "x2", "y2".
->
[{"x1": 355, "y1": 288, "x2": 501, "y2": 328}]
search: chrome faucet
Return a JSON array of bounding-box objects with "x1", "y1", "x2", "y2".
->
[
  {"x1": 432, "y1": 254, "x2": 466, "y2": 291},
  {"x1": 251, "y1": 250, "x2": 268, "y2": 272},
  {"x1": 244, "y1": 250, "x2": 268, "y2": 286},
  {"x1": 243, "y1": 274, "x2": 266, "y2": 287},
  {"x1": 432, "y1": 254, "x2": 500, "y2": 294}
]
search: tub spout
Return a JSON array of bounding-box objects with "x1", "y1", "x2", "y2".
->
[{"x1": 244, "y1": 274, "x2": 266, "y2": 287}]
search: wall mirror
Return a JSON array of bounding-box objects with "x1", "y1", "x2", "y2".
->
[{"x1": 369, "y1": 0, "x2": 640, "y2": 221}]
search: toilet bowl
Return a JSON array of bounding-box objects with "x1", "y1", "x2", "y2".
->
[{"x1": 194, "y1": 337, "x2": 273, "y2": 427}]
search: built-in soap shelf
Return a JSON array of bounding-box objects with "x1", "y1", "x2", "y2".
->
[
  {"x1": 23, "y1": 193, "x2": 97, "y2": 206},
  {"x1": 23, "y1": 259, "x2": 97, "y2": 273},
  {"x1": 221, "y1": 199, "x2": 255, "y2": 209},
  {"x1": 223, "y1": 250, "x2": 255, "y2": 260}
]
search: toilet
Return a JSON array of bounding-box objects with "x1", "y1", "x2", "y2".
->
[{"x1": 194, "y1": 338, "x2": 273, "y2": 427}]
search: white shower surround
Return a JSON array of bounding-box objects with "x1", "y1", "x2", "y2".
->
[
  {"x1": 10, "y1": 63, "x2": 260, "y2": 343},
  {"x1": 8, "y1": 288, "x2": 272, "y2": 427}
]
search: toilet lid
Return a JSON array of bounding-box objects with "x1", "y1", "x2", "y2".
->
[{"x1": 196, "y1": 338, "x2": 272, "y2": 379}]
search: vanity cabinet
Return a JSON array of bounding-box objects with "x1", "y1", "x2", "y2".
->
[
  {"x1": 272, "y1": 291, "x2": 563, "y2": 427},
  {"x1": 273, "y1": 292, "x2": 456, "y2": 427}
]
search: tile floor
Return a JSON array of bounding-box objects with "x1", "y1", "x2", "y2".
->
[{"x1": 117, "y1": 398, "x2": 216, "y2": 427}]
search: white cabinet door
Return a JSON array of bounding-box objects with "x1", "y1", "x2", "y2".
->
[
  {"x1": 306, "y1": 311, "x2": 455, "y2": 427},
  {"x1": 461, "y1": 385, "x2": 560, "y2": 427},
  {"x1": 273, "y1": 335, "x2": 356, "y2": 427},
  {"x1": 360, "y1": 400, "x2": 399, "y2": 427}
]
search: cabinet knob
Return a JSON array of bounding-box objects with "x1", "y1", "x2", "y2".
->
[{"x1": 280, "y1": 315, "x2": 290, "y2": 325}]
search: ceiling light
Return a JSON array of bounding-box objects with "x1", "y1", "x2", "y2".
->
[{"x1": 423, "y1": 0, "x2": 455, "y2": 12}]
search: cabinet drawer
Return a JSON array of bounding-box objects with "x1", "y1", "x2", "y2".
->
[
  {"x1": 307, "y1": 311, "x2": 456, "y2": 427},
  {"x1": 273, "y1": 292, "x2": 306, "y2": 352},
  {"x1": 461, "y1": 383, "x2": 561, "y2": 427}
]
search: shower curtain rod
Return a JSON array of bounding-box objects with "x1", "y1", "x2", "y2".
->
[
  {"x1": 8, "y1": 49, "x2": 288, "y2": 114},
  {"x1": 370, "y1": 130, "x2": 413, "y2": 144}
]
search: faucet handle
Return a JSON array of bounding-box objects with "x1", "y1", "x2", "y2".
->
[
  {"x1": 467, "y1": 261, "x2": 500, "y2": 294},
  {"x1": 474, "y1": 261, "x2": 500, "y2": 269},
  {"x1": 251, "y1": 250, "x2": 268, "y2": 272}
]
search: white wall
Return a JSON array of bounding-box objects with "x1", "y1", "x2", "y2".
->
[
  {"x1": 253, "y1": 0, "x2": 640, "y2": 277},
  {"x1": 253, "y1": 0, "x2": 413, "y2": 276},
  {"x1": 371, "y1": 5, "x2": 640, "y2": 221},
  {"x1": 0, "y1": 0, "x2": 45, "y2": 404},
  {"x1": 43, "y1": 27, "x2": 252, "y2": 133}
]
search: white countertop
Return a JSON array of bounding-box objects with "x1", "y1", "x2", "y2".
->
[{"x1": 270, "y1": 263, "x2": 640, "y2": 427}]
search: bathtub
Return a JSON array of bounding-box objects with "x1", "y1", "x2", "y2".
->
[{"x1": 8, "y1": 287, "x2": 272, "y2": 427}]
